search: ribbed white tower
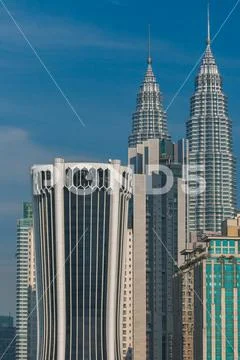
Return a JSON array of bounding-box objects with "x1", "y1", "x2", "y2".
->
[
  {"x1": 187, "y1": 8, "x2": 236, "y2": 233},
  {"x1": 128, "y1": 35, "x2": 170, "y2": 147},
  {"x1": 31, "y1": 159, "x2": 132, "y2": 360}
]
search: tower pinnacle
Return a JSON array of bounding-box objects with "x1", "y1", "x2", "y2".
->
[
  {"x1": 207, "y1": 2, "x2": 211, "y2": 45},
  {"x1": 147, "y1": 24, "x2": 152, "y2": 65}
]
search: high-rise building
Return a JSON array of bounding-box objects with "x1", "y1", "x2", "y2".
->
[
  {"x1": 0, "y1": 315, "x2": 16, "y2": 360},
  {"x1": 128, "y1": 51, "x2": 186, "y2": 360},
  {"x1": 129, "y1": 138, "x2": 186, "y2": 360},
  {"x1": 173, "y1": 214, "x2": 240, "y2": 360},
  {"x1": 31, "y1": 158, "x2": 132, "y2": 360},
  {"x1": 186, "y1": 10, "x2": 236, "y2": 233},
  {"x1": 16, "y1": 202, "x2": 36, "y2": 360}
]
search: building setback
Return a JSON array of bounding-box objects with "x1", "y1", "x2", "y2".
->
[
  {"x1": 173, "y1": 214, "x2": 240, "y2": 360},
  {"x1": 31, "y1": 158, "x2": 132, "y2": 360}
]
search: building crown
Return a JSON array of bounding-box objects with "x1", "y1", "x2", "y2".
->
[{"x1": 128, "y1": 29, "x2": 170, "y2": 148}]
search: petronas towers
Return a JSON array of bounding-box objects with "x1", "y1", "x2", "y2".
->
[
  {"x1": 187, "y1": 23, "x2": 236, "y2": 233},
  {"x1": 129, "y1": 16, "x2": 236, "y2": 234},
  {"x1": 128, "y1": 10, "x2": 236, "y2": 360}
]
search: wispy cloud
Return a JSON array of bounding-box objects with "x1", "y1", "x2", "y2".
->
[
  {"x1": 0, "y1": 126, "x2": 103, "y2": 185},
  {"x1": 0, "y1": 11, "x2": 138, "y2": 51},
  {"x1": 0, "y1": 127, "x2": 55, "y2": 183},
  {"x1": 0, "y1": 10, "x2": 196, "y2": 66}
]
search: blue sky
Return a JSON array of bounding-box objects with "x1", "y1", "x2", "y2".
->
[{"x1": 0, "y1": 0, "x2": 240, "y2": 315}]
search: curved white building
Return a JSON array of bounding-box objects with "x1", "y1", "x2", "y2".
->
[{"x1": 31, "y1": 158, "x2": 132, "y2": 360}]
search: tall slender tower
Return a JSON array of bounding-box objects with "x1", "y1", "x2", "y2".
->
[
  {"x1": 16, "y1": 203, "x2": 36, "y2": 360},
  {"x1": 128, "y1": 29, "x2": 170, "y2": 147},
  {"x1": 187, "y1": 7, "x2": 236, "y2": 233}
]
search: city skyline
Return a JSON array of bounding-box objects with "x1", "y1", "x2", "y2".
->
[{"x1": 1, "y1": 0, "x2": 240, "y2": 316}]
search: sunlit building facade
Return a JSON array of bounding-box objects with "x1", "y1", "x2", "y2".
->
[{"x1": 32, "y1": 158, "x2": 132, "y2": 360}]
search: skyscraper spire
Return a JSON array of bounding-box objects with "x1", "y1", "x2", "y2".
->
[
  {"x1": 148, "y1": 24, "x2": 152, "y2": 65},
  {"x1": 207, "y1": 1, "x2": 211, "y2": 45}
]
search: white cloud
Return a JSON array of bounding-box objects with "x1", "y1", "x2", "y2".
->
[
  {"x1": 0, "y1": 126, "x2": 99, "y2": 184},
  {"x1": 0, "y1": 127, "x2": 54, "y2": 184}
]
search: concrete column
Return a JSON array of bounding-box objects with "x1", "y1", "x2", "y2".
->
[
  {"x1": 54, "y1": 158, "x2": 66, "y2": 360},
  {"x1": 107, "y1": 160, "x2": 121, "y2": 360}
]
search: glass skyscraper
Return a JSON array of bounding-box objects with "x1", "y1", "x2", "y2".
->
[
  {"x1": 173, "y1": 215, "x2": 240, "y2": 360},
  {"x1": 32, "y1": 158, "x2": 132, "y2": 360},
  {"x1": 186, "y1": 18, "x2": 236, "y2": 233}
]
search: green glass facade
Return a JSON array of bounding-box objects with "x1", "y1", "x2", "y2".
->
[
  {"x1": 205, "y1": 238, "x2": 240, "y2": 359},
  {"x1": 173, "y1": 236, "x2": 240, "y2": 360}
]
